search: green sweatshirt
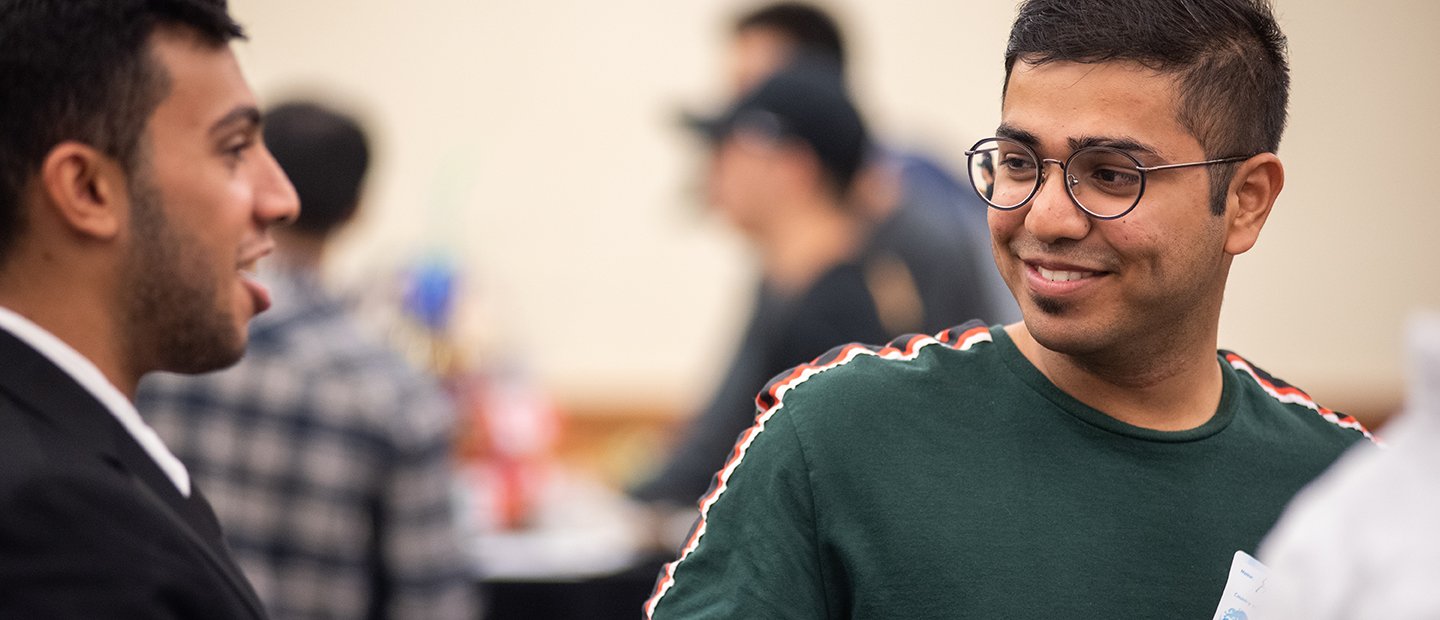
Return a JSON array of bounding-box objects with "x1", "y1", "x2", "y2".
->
[{"x1": 646, "y1": 322, "x2": 1369, "y2": 619}]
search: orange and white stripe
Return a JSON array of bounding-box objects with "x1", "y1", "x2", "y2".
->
[{"x1": 1224, "y1": 352, "x2": 1374, "y2": 442}]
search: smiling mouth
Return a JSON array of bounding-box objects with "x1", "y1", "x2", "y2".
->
[{"x1": 1035, "y1": 266, "x2": 1099, "y2": 282}]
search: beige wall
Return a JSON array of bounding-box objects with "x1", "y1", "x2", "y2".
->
[{"x1": 230, "y1": 0, "x2": 1440, "y2": 417}]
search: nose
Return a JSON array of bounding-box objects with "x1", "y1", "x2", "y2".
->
[
  {"x1": 1023, "y1": 159, "x2": 1091, "y2": 243},
  {"x1": 253, "y1": 145, "x2": 300, "y2": 228}
]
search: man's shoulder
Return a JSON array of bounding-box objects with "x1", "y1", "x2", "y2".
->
[
  {"x1": 0, "y1": 395, "x2": 146, "y2": 514},
  {"x1": 0, "y1": 441, "x2": 256, "y2": 618},
  {"x1": 0, "y1": 394, "x2": 57, "y2": 483},
  {"x1": 1220, "y1": 349, "x2": 1373, "y2": 445},
  {"x1": 0, "y1": 377, "x2": 106, "y2": 482},
  {"x1": 759, "y1": 321, "x2": 1002, "y2": 424}
]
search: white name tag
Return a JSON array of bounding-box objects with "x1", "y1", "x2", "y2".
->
[{"x1": 1212, "y1": 550, "x2": 1270, "y2": 620}]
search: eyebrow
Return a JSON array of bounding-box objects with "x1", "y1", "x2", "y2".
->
[
  {"x1": 995, "y1": 123, "x2": 1040, "y2": 148},
  {"x1": 208, "y1": 105, "x2": 261, "y2": 137},
  {"x1": 995, "y1": 123, "x2": 1164, "y2": 161},
  {"x1": 1068, "y1": 135, "x2": 1162, "y2": 160}
]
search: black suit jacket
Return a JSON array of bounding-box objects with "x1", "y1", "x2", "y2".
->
[{"x1": 0, "y1": 330, "x2": 267, "y2": 619}]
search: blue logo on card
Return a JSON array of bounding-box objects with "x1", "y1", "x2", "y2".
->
[{"x1": 1222, "y1": 609, "x2": 1248, "y2": 620}]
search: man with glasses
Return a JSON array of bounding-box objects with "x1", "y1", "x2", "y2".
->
[{"x1": 643, "y1": 1, "x2": 1370, "y2": 618}]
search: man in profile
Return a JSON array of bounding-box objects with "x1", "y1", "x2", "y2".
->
[
  {"x1": 140, "y1": 101, "x2": 478, "y2": 619},
  {"x1": 645, "y1": 1, "x2": 1370, "y2": 617},
  {"x1": 0, "y1": 0, "x2": 297, "y2": 617}
]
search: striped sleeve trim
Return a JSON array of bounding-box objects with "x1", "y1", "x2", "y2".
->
[
  {"x1": 1222, "y1": 351, "x2": 1375, "y2": 442},
  {"x1": 643, "y1": 322, "x2": 993, "y2": 618}
]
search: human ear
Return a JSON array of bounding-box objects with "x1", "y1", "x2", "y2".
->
[
  {"x1": 1222, "y1": 152, "x2": 1284, "y2": 256},
  {"x1": 39, "y1": 142, "x2": 127, "y2": 241}
]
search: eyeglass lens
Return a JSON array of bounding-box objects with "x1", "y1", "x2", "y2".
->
[{"x1": 967, "y1": 138, "x2": 1142, "y2": 218}]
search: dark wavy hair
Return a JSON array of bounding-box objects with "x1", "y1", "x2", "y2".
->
[
  {"x1": 1004, "y1": 0, "x2": 1289, "y2": 214},
  {"x1": 0, "y1": 0, "x2": 244, "y2": 264}
]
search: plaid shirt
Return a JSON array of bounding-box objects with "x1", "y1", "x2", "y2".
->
[{"x1": 138, "y1": 269, "x2": 477, "y2": 620}]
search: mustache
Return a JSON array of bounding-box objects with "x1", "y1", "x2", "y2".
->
[{"x1": 1007, "y1": 237, "x2": 1118, "y2": 271}]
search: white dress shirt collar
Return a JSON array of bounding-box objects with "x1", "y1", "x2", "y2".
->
[{"x1": 0, "y1": 305, "x2": 190, "y2": 497}]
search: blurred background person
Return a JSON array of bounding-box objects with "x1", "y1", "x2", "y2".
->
[
  {"x1": 138, "y1": 101, "x2": 479, "y2": 620},
  {"x1": 727, "y1": 1, "x2": 1018, "y2": 334},
  {"x1": 630, "y1": 0, "x2": 1017, "y2": 553},
  {"x1": 1259, "y1": 312, "x2": 1440, "y2": 619},
  {"x1": 629, "y1": 59, "x2": 888, "y2": 525}
]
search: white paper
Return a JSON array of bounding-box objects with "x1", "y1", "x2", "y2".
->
[{"x1": 1213, "y1": 550, "x2": 1269, "y2": 620}]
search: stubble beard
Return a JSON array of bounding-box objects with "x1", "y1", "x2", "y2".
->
[{"x1": 122, "y1": 171, "x2": 245, "y2": 375}]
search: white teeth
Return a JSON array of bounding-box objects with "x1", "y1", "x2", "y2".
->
[{"x1": 1037, "y1": 266, "x2": 1094, "y2": 282}]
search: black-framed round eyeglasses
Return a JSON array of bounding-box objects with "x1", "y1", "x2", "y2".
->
[{"x1": 964, "y1": 137, "x2": 1254, "y2": 220}]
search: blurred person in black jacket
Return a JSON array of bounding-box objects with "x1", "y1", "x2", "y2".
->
[
  {"x1": 630, "y1": 60, "x2": 888, "y2": 515},
  {"x1": 727, "y1": 2, "x2": 1018, "y2": 335}
]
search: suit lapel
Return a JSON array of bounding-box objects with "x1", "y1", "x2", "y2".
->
[
  {"x1": 0, "y1": 331, "x2": 267, "y2": 618},
  {"x1": 106, "y1": 421, "x2": 225, "y2": 542},
  {"x1": 127, "y1": 473, "x2": 269, "y2": 619}
]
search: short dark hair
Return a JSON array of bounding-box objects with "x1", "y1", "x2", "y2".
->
[
  {"x1": 0, "y1": 0, "x2": 243, "y2": 265},
  {"x1": 734, "y1": 2, "x2": 846, "y2": 71},
  {"x1": 1004, "y1": 0, "x2": 1289, "y2": 214},
  {"x1": 263, "y1": 102, "x2": 370, "y2": 236}
]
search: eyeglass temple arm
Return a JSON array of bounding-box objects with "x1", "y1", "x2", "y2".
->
[{"x1": 1135, "y1": 154, "x2": 1256, "y2": 172}]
